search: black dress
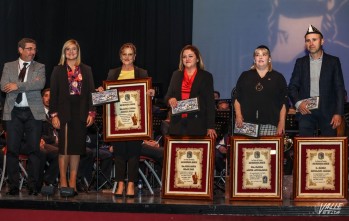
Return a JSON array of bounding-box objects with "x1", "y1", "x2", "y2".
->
[
  {"x1": 58, "y1": 95, "x2": 87, "y2": 155},
  {"x1": 50, "y1": 64, "x2": 95, "y2": 156}
]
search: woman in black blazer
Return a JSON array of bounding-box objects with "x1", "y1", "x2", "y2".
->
[
  {"x1": 50, "y1": 39, "x2": 96, "y2": 195},
  {"x1": 165, "y1": 45, "x2": 217, "y2": 139},
  {"x1": 97, "y1": 43, "x2": 153, "y2": 197}
]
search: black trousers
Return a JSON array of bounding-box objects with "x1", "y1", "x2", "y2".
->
[
  {"x1": 298, "y1": 110, "x2": 337, "y2": 136},
  {"x1": 6, "y1": 107, "x2": 42, "y2": 190},
  {"x1": 113, "y1": 140, "x2": 142, "y2": 182}
]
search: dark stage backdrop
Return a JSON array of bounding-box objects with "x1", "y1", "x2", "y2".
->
[
  {"x1": 0, "y1": 0, "x2": 193, "y2": 97},
  {"x1": 193, "y1": 0, "x2": 349, "y2": 98}
]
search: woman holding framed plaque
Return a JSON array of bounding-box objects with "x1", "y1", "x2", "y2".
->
[
  {"x1": 234, "y1": 45, "x2": 288, "y2": 136},
  {"x1": 165, "y1": 45, "x2": 217, "y2": 139},
  {"x1": 50, "y1": 39, "x2": 96, "y2": 195},
  {"x1": 98, "y1": 43, "x2": 152, "y2": 198}
]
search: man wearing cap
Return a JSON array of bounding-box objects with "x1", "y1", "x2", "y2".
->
[{"x1": 288, "y1": 25, "x2": 345, "y2": 136}]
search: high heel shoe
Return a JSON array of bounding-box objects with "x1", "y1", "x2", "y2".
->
[
  {"x1": 126, "y1": 194, "x2": 134, "y2": 198},
  {"x1": 114, "y1": 193, "x2": 123, "y2": 198},
  {"x1": 126, "y1": 182, "x2": 135, "y2": 198},
  {"x1": 114, "y1": 181, "x2": 125, "y2": 198}
]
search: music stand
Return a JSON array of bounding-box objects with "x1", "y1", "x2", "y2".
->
[{"x1": 87, "y1": 118, "x2": 113, "y2": 191}]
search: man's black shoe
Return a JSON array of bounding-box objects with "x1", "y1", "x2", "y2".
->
[{"x1": 6, "y1": 188, "x2": 19, "y2": 196}]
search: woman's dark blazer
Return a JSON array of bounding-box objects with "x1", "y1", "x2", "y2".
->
[
  {"x1": 105, "y1": 66, "x2": 148, "y2": 153},
  {"x1": 49, "y1": 63, "x2": 96, "y2": 123},
  {"x1": 165, "y1": 69, "x2": 216, "y2": 136},
  {"x1": 106, "y1": 66, "x2": 148, "y2": 81}
]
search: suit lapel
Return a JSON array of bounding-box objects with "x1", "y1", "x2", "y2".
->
[
  {"x1": 134, "y1": 67, "x2": 140, "y2": 78},
  {"x1": 319, "y1": 53, "x2": 328, "y2": 84},
  {"x1": 45, "y1": 113, "x2": 51, "y2": 122},
  {"x1": 9, "y1": 61, "x2": 19, "y2": 81},
  {"x1": 190, "y1": 70, "x2": 202, "y2": 98},
  {"x1": 80, "y1": 64, "x2": 86, "y2": 94},
  {"x1": 305, "y1": 57, "x2": 311, "y2": 95},
  {"x1": 58, "y1": 65, "x2": 70, "y2": 96},
  {"x1": 176, "y1": 71, "x2": 184, "y2": 99},
  {"x1": 114, "y1": 67, "x2": 122, "y2": 80},
  {"x1": 26, "y1": 62, "x2": 35, "y2": 82}
]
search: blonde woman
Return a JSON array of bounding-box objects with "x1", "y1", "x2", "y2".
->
[
  {"x1": 234, "y1": 45, "x2": 288, "y2": 136},
  {"x1": 50, "y1": 39, "x2": 96, "y2": 195}
]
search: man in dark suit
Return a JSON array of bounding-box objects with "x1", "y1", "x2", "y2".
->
[
  {"x1": 288, "y1": 25, "x2": 345, "y2": 136},
  {"x1": 0, "y1": 38, "x2": 46, "y2": 195}
]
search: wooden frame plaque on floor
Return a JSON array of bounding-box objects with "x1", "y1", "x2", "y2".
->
[
  {"x1": 103, "y1": 78, "x2": 152, "y2": 141},
  {"x1": 162, "y1": 136, "x2": 215, "y2": 200},
  {"x1": 230, "y1": 136, "x2": 283, "y2": 201},
  {"x1": 293, "y1": 137, "x2": 348, "y2": 201}
]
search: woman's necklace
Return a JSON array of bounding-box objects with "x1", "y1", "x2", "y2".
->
[
  {"x1": 255, "y1": 70, "x2": 267, "y2": 92},
  {"x1": 255, "y1": 82, "x2": 263, "y2": 91}
]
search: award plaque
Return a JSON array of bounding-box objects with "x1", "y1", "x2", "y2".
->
[
  {"x1": 234, "y1": 122, "x2": 259, "y2": 137},
  {"x1": 91, "y1": 89, "x2": 119, "y2": 106},
  {"x1": 103, "y1": 78, "x2": 152, "y2": 141},
  {"x1": 293, "y1": 137, "x2": 348, "y2": 201},
  {"x1": 230, "y1": 136, "x2": 283, "y2": 201},
  {"x1": 171, "y1": 97, "x2": 199, "y2": 115},
  {"x1": 162, "y1": 136, "x2": 214, "y2": 200}
]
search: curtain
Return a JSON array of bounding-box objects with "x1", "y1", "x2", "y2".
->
[{"x1": 0, "y1": 0, "x2": 193, "y2": 96}]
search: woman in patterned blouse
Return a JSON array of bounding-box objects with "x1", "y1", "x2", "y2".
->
[{"x1": 50, "y1": 39, "x2": 96, "y2": 195}]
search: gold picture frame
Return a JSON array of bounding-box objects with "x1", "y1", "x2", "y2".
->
[
  {"x1": 162, "y1": 136, "x2": 215, "y2": 200},
  {"x1": 103, "y1": 78, "x2": 152, "y2": 141},
  {"x1": 230, "y1": 136, "x2": 283, "y2": 201},
  {"x1": 293, "y1": 137, "x2": 348, "y2": 201}
]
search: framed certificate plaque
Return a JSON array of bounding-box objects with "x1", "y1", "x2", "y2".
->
[
  {"x1": 162, "y1": 136, "x2": 215, "y2": 200},
  {"x1": 230, "y1": 136, "x2": 283, "y2": 201},
  {"x1": 293, "y1": 137, "x2": 348, "y2": 201},
  {"x1": 103, "y1": 78, "x2": 152, "y2": 141}
]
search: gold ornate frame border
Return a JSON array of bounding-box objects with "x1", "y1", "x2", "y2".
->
[
  {"x1": 230, "y1": 136, "x2": 283, "y2": 201},
  {"x1": 293, "y1": 137, "x2": 348, "y2": 201},
  {"x1": 162, "y1": 136, "x2": 214, "y2": 200},
  {"x1": 103, "y1": 78, "x2": 152, "y2": 141}
]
